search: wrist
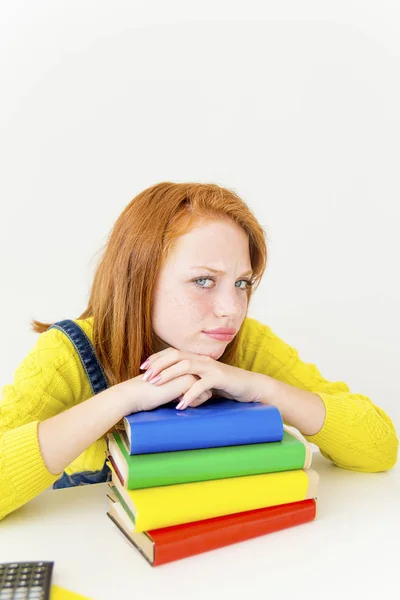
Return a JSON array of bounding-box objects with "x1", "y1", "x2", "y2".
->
[
  {"x1": 256, "y1": 374, "x2": 280, "y2": 407},
  {"x1": 111, "y1": 380, "x2": 143, "y2": 416},
  {"x1": 256, "y1": 374, "x2": 326, "y2": 435},
  {"x1": 256, "y1": 374, "x2": 296, "y2": 421},
  {"x1": 99, "y1": 383, "x2": 135, "y2": 420}
]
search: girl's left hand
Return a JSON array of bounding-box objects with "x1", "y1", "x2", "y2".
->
[{"x1": 140, "y1": 347, "x2": 268, "y2": 410}]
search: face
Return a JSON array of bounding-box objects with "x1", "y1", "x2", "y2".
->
[{"x1": 151, "y1": 217, "x2": 253, "y2": 359}]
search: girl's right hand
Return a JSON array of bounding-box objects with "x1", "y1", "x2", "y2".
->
[{"x1": 117, "y1": 372, "x2": 213, "y2": 414}]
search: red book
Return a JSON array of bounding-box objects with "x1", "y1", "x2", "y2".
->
[{"x1": 107, "y1": 495, "x2": 317, "y2": 566}]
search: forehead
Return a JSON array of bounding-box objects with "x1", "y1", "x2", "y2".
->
[
  {"x1": 157, "y1": 222, "x2": 252, "y2": 282},
  {"x1": 174, "y1": 218, "x2": 249, "y2": 260}
]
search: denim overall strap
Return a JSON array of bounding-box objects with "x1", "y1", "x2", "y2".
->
[
  {"x1": 48, "y1": 319, "x2": 109, "y2": 395},
  {"x1": 48, "y1": 319, "x2": 111, "y2": 489}
]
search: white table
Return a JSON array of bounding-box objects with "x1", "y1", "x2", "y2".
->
[{"x1": 0, "y1": 452, "x2": 398, "y2": 600}]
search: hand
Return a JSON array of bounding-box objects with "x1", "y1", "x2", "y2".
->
[
  {"x1": 118, "y1": 372, "x2": 212, "y2": 414},
  {"x1": 140, "y1": 347, "x2": 266, "y2": 410}
]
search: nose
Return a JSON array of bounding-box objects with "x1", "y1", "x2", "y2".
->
[{"x1": 213, "y1": 284, "x2": 244, "y2": 319}]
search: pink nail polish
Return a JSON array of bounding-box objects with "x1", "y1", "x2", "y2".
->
[
  {"x1": 140, "y1": 359, "x2": 150, "y2": 370},
  {"x1": 149, "y1": 375, "x2": 161, "y2": 384},
  {"x1": 142, "y1": 369, "x2": 153, "y2": 381}
]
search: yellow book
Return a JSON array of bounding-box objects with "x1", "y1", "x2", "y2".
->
[
  {"x1": 108, "y1": 463, "x2": 319, "y2": 532},
  {"x1": 51, "y1": 585, "x2": 92, "y2": 599}
]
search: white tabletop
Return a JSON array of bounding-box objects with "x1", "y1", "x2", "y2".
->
[{"x1": 0, "y1": 452, "x2": 398, "y2": 600}]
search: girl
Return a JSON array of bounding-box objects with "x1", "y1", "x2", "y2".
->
[{"x1": 0, "y1": 182, "x2": 398, "y2": 520}]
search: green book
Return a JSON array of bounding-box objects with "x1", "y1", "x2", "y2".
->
[{"x1": 107, "y1": 429, "x2": 312, "y2": 490}]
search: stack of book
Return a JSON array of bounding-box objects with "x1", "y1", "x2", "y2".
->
[{"x1": 105, "y1": 398, "x2": 319, "y2": 566}]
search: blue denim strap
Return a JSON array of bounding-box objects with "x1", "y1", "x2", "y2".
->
[
  {"x1": 48, "y1": 319, "x2": 109, "y2": 395},
  {"x1": 48, "y1": 319, "x2": 111, "y2": 488}
]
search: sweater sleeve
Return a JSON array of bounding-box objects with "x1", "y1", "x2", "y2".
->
[
  {"x1": 240, "y1": 317, "x2": 399, "y2": 473},
  {"x1": 0, "y1": 328, "x2": 81, "y2": 521}
]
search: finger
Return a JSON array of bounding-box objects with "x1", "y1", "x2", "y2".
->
[
  {"x1": 146, "y1": 358, "x2": 195, "y2": 384},
  {"x1": 140, "y1": 350, "x2": 167, "y2": 369},
  {"x1": 172, "y1": 396, "x2": 205, "y2": 409},
  {"x1": 188, "y1": 398, "x2": 208, "y2": 408},
  {"x1": 176, "y1": 391, "x2": 208, "y2": 409},
  {"x1": 146, "y1": 356, "x2": 210, "y2": 384},
  {"x1": 176, "y1": 377, "x2": 213, "y2": 410},
  {"x1": 140, "y1": 346, "x2": 177, "y2": 370},
  {"x1": 191, "y1": 389, "x2": 211, "y2": 403},
  {"x1": 188, "y1": 390, "x2": 213, "y2": 408},
  {"x1": 141, "y1": 348, "x2": 184, "y2": 380}
]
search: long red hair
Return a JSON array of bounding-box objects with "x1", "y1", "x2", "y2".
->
[{"x1": 32, "y1": 182, "x2": 268, "y2": 386}]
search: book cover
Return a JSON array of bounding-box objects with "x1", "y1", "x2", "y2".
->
[
  {"x1": 106, "y1": 496, "x2": 317, "y2": 566},
  {"x1": 107, "y1": 463, "x2": 319, "y2": 532},
  {"x1": 123, "y1": 397, "x2": 284, "y2": 454},
  {"x1": 50, "y1": 585, "x2": 93, "y2": 599},
  {"x1": 107, "y1": 428, "x2": 312, "y2": 489}
]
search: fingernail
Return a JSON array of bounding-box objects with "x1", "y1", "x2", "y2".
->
[
  {"x1": 176, "y1": 401, "x2": 184, "y2": 409},
  {"x1": 149, "y1": 375, "x2": 161, "y2": 384},
  {"x1": 140, "y1": 359, "x2": 150, "y2": 370},
  {"x1": 142, "y1": 369, "x2": 153, "y2": 381}
]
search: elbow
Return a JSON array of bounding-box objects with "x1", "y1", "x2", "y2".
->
[
  {"x1": 321, "y1": 433, "x2": 399, "y2": 474},
  {"x1": 340, "y1": 437, "x2": 398, "y2": 473},
  {"x1": 369, "y1": 410, "x2": 399, "y2": 472},
  {"x1": 0, "y1": 499, "x2": 19, "y2": 522},
  {"x1": 0, "y1": 492, "x2": 36, "y2": 522},
  {"x1": 380, "y1": 436, "x2": 399, "y2": 472},
  {"x1": 377, "y1": 424, "x2": 399, "y2": 472},
  {"x1": 349, "y1": 410, "x2": 399, "y2": 473},
  {"x1": 361, "y1": 453, "x2": 397, "y2": 473}
]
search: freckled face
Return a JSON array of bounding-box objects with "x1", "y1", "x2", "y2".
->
[{"x1": 151, "y1": 217, "x2": 253, "y2": 359}]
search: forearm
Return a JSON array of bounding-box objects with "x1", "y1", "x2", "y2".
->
[
  {"x1": 38, "y1": 383, "x2": 129, "y2": 475},
  {"x1": 258, "y1": 374, "x2": 398, "y2": 471},
  {"x1": 259, "y1": 374, "x2": 326, "y2": 436},
  {"x1": 1, "y1": 387, "x2": 128, "y2": 521}
]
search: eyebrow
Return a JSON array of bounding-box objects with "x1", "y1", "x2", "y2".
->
[{"x1": 190, "y1": 266, "x2": 253, "y2": 277}]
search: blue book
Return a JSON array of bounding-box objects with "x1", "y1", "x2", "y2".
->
[{"x1": 123, "y1": 398, "x2": 283, "y2": 455}]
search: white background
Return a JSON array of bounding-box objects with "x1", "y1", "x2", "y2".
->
[{"x1": 1, "y1": 1, "x2": 399, "y2": 428}]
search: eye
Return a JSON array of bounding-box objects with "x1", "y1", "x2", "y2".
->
[
  {"x1": 194, "y1": 276, "x2": 254, "y2": 290},
  {"x1": 194, "y1": 277, "x2": 214, "y2": 288},
  {"x1": 237, "y1": 279, "x2": 254, "y2": 290}
]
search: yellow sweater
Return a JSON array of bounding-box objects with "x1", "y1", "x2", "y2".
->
[{"x1": 0, "y1": 316, "x2": 398, "y2": 521}]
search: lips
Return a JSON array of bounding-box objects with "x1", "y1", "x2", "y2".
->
[
  {"x1": 203, "y1": 328, "x2": 236, "y2": 334},
  {"x1": 202, "y1": 330, "x2": 236, "y2": 341}
]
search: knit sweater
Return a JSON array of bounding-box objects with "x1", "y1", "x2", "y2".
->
[{"x1": 0, "y1": 316, "x2": 398, "y2": 521}]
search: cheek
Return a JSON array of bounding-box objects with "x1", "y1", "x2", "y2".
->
[
  {"x1": 182, "y1": 290, "x2": 248, "y2": 316},
  {"x1": 159, "y1": 291, "x2": 208, "y2": 321},
  {"x1": 184, "y1": 291, "x2": 213, "y2": 313}
]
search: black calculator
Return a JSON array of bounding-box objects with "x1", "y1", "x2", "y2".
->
[{"x1": 0, "y1": 561, "x2": 53, "y2": 599}]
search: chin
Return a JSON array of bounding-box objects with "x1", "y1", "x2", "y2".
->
[{"x1": 206, "y1": 347, "x2": 224, "y2": 360}]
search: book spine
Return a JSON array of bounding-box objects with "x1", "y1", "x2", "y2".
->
[
  {"x1": 107, "y1": 456, "x2": 125, "y2": 486},
  {"x1": 153, "y1": 499, "x2": 317, "y2": 566}
]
